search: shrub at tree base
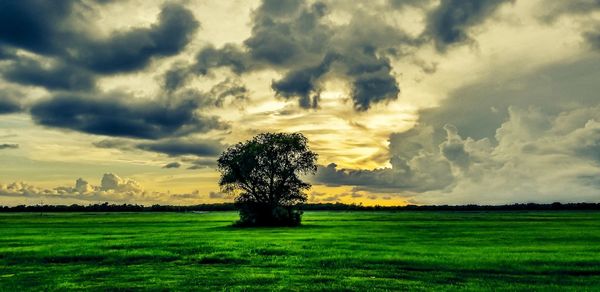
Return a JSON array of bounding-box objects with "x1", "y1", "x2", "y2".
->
[
  {"x1": 217, "y1": 132, "x2": 317, "y2": 227},
  {"x1": 236, "y1": 204, "x2": 303, "y2": 227}
]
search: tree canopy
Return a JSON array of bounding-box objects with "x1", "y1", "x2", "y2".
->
[{"x1": 217, "y1": 132, "x2": 317, "y2": 226}]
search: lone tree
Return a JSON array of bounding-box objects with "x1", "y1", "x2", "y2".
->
[{"x1": 217, "y1": 132, "x2": 318, "y2": 226}]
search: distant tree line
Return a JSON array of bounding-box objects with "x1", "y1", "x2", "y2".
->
[
  {"x1": 299, "y1": 202, "x2": 600, "y2": 211},
  {"x1": 0, "y1": 202, "x2": 236, "y2": 212},
  {"x1": 2, "y1": 202, "x2": 600, "y2": 212}
]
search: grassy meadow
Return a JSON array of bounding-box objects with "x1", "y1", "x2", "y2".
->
[{"x1": 1, "y1": 211, "x2": 600, "y2": 290}]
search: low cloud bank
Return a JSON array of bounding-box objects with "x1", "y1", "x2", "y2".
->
[
  {"x1": 0, "y1": 173, "x2": 225, "y2": 206},
  {"x1": 314, "y1": 58, "x2": 600, "y2": 204}
]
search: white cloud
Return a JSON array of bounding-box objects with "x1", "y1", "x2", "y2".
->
[
  {"x1": 421, "y1": 106, "x2": 600, "y2": 204},
  {"x1": 315, "y1": 104, "x2": 600, "y2": 205},
  {"x1": 0, "y1": 173, "x2": 226, "y2": 206}
]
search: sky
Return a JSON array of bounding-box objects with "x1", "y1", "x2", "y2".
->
[{"x1": 1, "y1": 0, "x2": 600, "y2": 206}]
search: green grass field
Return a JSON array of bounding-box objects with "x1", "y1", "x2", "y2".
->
[{"x1": 1, "y1": 211, "x2": 600, "y2": 291}]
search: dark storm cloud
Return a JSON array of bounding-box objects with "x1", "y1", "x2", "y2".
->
[
  {"x1": 0, "y1": 0, "x2": 73, "y2": 55},
  {"x1": 346, "y1": 48, "x2": 400, "y2": 111},
  {"x1": 137, "y1": 139, "x2": 224, "y2": 157},
  {"x1": 92, "y1": 139, "x2": 135, "y2": 151},
  {"x1": 163, "y1": 45, "x2": 251, "y2": 92},
  {"x1": 389, "y1": 0, "x2": 432, "y2": 9},
  {"x1": 585, "y1": 30, "x2": 600, "y2": 50},
  {"x1": 426, "y1": 0, "x2": 513, "y2": 51},
  {"x1": 162, "y1": 162, "x2": 181, "y2": 169},
  {"x1": 313, "y1": 160, "x2": 453, "y2": 193},
  {"x1": 0, "y1": 1, "x2": 199, "y2": 92},
  {"x1": 91, "y1": 137, "x2": 224, "y2": 159},
  {"x1": 0, "y1": 90, "x2": 23, "y2": 114},
  {"x1": 72, "y1": 3, "x2": 199, "y2": 74},
  {"x1": 0, "y1": 144, "x2": 19, "y2": 150},
  {"x1": 0, "y1": 99, "x2": 22, "y2": 114},
  {"x1": 206, "y1": 79, "x2": 249, "y2": 107},
  {"x1": 177, "y1": 0, "x2": 329, "y2": 76},
  {"x1": 271, "y1": 53, "x2": 337, "y2": 108},
  {"x1": 0, "y1": 47, "x2": 17, "y2": 60},
  {"x1": 164, "y1": 0, "x2": 410, "y2": 111},
  {"x1": 243, "y1": 0, "x2": 327, "y2": 67},
  {"x1": 258, "y1": 0, "x2": 304, "y2": 16},
  {"x1": 163, "y1": 63, "x2": 190, "y2": 93},
  {"x1": 30, "y1": 93, "x2": 228, "y2": 140},
  {"x1": 254, "y1": 0, "x2": 405, "y2": 111},
  {"x1": 2, "y1": 58, "x2": 95, "y2": 91},
  {"x1": 194, "y1": 44, "x2": 252, "y2": 75},
  {"x1": 166, "y1": 0, "x2": 481, "y2": 111}
]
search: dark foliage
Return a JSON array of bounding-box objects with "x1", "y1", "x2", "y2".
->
[
  {"x1": 236, "y1": 204, "x2": 303, "y2": 227},
  {"x1": 217, "y1": 132, "x2": 318, "y2": 226}
]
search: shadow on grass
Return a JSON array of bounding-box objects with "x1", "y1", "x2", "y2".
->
[
  {"x1": 48, "y1": 253, "x2": 181, "y2": 264},
  {"x1": 250, "y1": 247, "x2": 290, "y2": 256},
  {"x1": 194, "y1": 252, "x2": 250, "y2": 265},
  {"x1": 0, "y1": 252, "x2": 181, "y2": 265},
  {"x1": 314, "y1": 257, "x2": 600, "y2": 285},
  {"x1": 208, "y1": 223, "x2": 334, "y2": 231}
]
